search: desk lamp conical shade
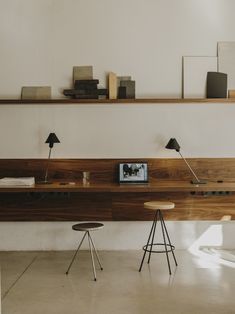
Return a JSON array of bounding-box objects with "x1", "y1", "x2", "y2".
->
[
  {"x1": 165, "y1": 138, "x2": 180, "y2": 152},
  {"x1": 42, "y1": 133, "x2": 60, "y2": 184},
  {"x1": 165, "y1": 138, "x2": 206, "y2": 185},
  {"x1": 45, "y1": 133, "x2": 60, "y2": 148}
]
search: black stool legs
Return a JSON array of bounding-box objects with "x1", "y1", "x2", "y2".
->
[
  {"x1": 159, "y1": 210, "x2": 178, "y2": 270},
  {"x1": 139, "y1": 210, "x2": 158, "y2": 272},
  {"x1": 139, "y1": 209, "x2": 177, "y2": 275}
]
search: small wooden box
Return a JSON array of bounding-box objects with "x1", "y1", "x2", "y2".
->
[
  {"x1": 108, "y1": 72, "x2": 117, "y2": 99},
  {"x1": 21, "y1": 86, "x2": 51, "y2": 100}
]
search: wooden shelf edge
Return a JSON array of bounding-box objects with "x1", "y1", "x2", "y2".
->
[{"x1": 0, "y1": 98, "x2": 235, "y2": 104}]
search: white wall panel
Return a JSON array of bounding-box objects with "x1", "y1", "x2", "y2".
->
[
  {"x1": 0, "y1": 0, "x2": 234, "y2": 99},
  {"x1": 218, "y1": 41, "x2": 235, "y2": 90},
  {"x1": 1, "y1": 103, "x2": 235, "y2": 158},
  {"x1": 183, "y1": 56, "x2": 217, "y2": 98}
]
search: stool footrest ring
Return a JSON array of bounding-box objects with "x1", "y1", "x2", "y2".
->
[{"x1": 143, "y1": 243, "x2": 175, "y2": 254}]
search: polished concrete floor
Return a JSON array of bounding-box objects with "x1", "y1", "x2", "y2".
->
[{"x1": 1, "y1": 250, "x2": 235, "y2": 314}]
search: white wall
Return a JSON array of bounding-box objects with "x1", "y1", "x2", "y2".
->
[
  {"x1": 0, "y1": 0, "x2": 235, "y2": 99},
  {"x1": 1, "y1": 103, "x2": 235, "y2": 158},
  {"x1": 0, "y1": 221, "x2": 234, "y2": 251},
  {"x1": 1, "y1": 0, "x2": 235, "y2": 158},
  {"x1": 1, "y1": 0, "x2": 235, "y2": 250}
]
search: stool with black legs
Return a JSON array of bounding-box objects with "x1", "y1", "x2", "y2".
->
[
  {"x1": 139, "y1": 201, "x2": 178, "y2": 275},
  {"x1": 66, "y1": 222, "x2": 104, "y2": 281}
]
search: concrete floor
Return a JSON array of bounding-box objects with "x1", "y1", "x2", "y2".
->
[{"x1": 1, "y1": 250, "x2": 235, "y2": 314}]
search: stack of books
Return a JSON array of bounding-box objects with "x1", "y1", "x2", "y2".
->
[
  {"x1": 63, "y1": 79, "x2": 107, "y2": 99},
  {"x1": 63, "y1": 65, "x2": 108, "y2": 99}
]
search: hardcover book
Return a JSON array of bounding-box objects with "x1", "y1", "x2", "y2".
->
[{"x1": 206, "y1": 72, "x2": 227, "y2": 98}]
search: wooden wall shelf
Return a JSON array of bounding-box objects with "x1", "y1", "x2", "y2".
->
[{"x1": 0, "y1": 98, "x2": 235, "y2": 104}]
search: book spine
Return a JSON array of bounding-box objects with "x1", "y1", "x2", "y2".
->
[
  {"x1": 74, "y1": 83, "x2": 98, "y2": 90},
  {"x1": 74, "y1": 79, "x2": 99, "y2": 85},
  {"x1": 64, "y1": 89, "x2": 108, "y2": 96}
]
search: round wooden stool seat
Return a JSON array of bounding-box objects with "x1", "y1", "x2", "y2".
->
[
  {"x1": 72, "y1": 222, "x2": 104, "y2": 232},
  {"x1": 144, "y1": 201, "x2": 175, "y2": 211}
]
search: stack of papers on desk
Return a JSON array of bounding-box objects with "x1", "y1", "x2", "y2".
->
[{"x1": 0, "y1": 177, "x2": 35, "y2": 186}]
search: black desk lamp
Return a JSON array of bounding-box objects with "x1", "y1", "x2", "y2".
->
[
  {"x1": 165, "y1": 138, "x2": 206, "y2": 184},
  {"x1": 42, "y1": 133, "x2": 60, "y2": 184}
]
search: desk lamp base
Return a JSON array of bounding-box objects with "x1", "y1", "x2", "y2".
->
[{"x1": 191, "y1": 179, "x2": 207, "y2": 184}]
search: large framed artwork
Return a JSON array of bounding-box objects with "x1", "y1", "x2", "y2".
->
[{"x1": 118, "y1": 162, "x2": 148, "y2": 184}]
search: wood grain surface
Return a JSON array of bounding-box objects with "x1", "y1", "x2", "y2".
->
[{"x1": 1, "y1": 158, "x2": 235, "y2": 221}]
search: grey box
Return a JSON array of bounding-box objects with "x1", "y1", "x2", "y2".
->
[
  {"x1": 117, "y1": 76, "x2": 131, "y2": 87},
  {"x1": 120, "y1": 80, "x2": 135, "y2": 99},
  {"x1": 21, "y1": 86, "x2": 51, "y2": 100},
  {"x1": 206, "y1": 72, "x2": 227, "y2": 98}
]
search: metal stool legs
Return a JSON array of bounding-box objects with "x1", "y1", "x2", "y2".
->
[
  {"x1": 88, "y1": 232, "x2": 97, "y2": 281},
  {"x1": 139, "y1": 210, "x2": 158, "y2": 272},
  {"x1": 88, "y1": 232, "x2": 103, "y2": 271},
  {"x1": 139, "y1": 209, "x2": 177, "y2": 275},
  {"x1": 159, "y1": 210, "x2": 178, "y2": 268},
  {"x1": 66, "y1": 231, "x2": 87, "y2": 275},
  {"x1": 66, "y1": 231, "x2": 103, "y2": 281}
]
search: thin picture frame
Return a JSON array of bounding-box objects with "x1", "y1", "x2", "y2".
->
[{"x1": 118, "y1": 162, "x2": 148, "y2": 184}]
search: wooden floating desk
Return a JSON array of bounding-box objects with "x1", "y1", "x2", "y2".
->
[
  {"x1": 1, "y1": 158, "x2": 235, "y2": 221},
  {"x1": 0, "y1": 180, "x2": 235, "y2": 221},
  {"x1": 0, "y1": 180, "x2": 235, "y2": 193}
]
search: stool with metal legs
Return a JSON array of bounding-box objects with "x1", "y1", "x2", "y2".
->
[
  {"x1": 139, "y1": 201, "x2": 178, "y2": 275},
  {"x1": 66, "y1": 222, "x2": 104, "y2": 281}
]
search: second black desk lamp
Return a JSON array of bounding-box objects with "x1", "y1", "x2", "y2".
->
[
  {"x1": 42, "y1": 133, "x2": 60, "y2": 184},
  {"x1": 165, "y1": 138, "x2": 206, "y2": 184}
]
